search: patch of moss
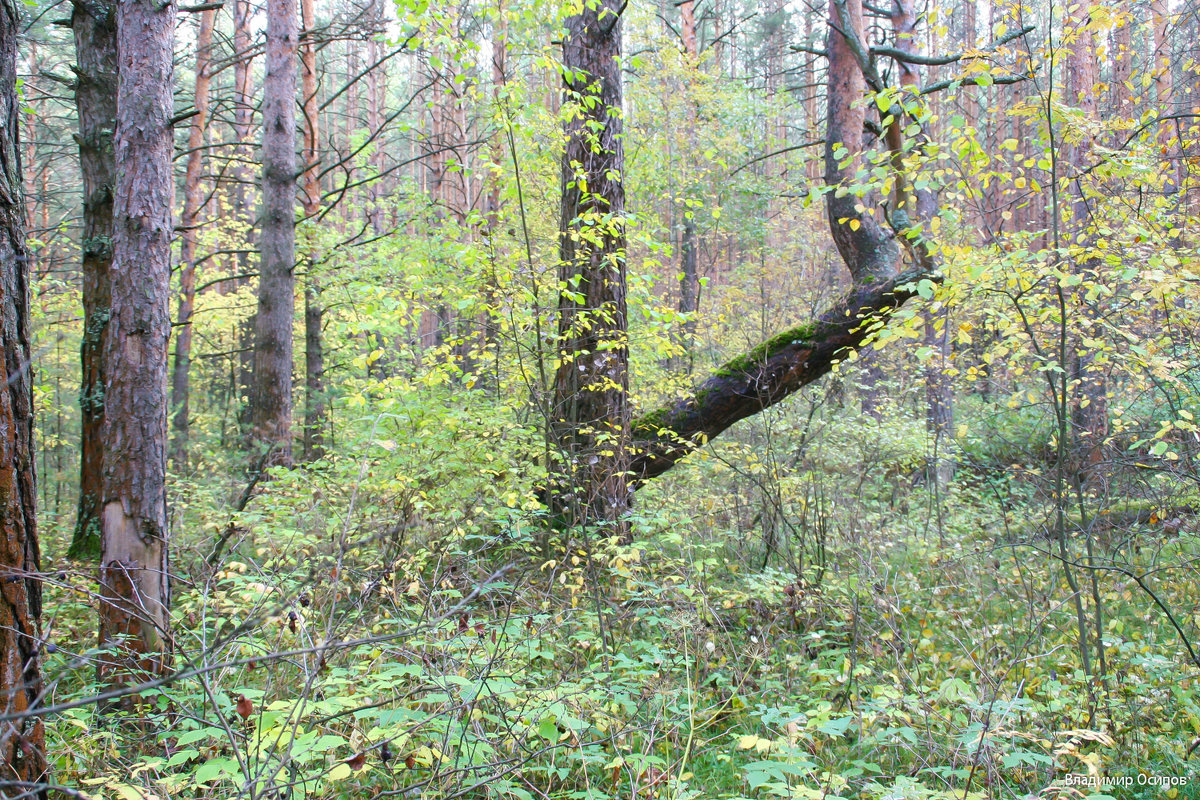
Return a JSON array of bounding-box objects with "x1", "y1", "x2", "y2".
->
[
  {"x1": 713, "y1": 323, "x2": 815, "y2": 378},
  {"x1": 632, "y1": 406, "x2": 671, "y2": 435}
]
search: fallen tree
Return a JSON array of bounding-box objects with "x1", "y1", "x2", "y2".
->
[{"x1": 630, "y1": 267, "x2": 933, "y2": 481}]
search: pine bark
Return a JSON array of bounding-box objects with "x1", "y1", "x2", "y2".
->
[
  {"x1": 99, "y1": 0, "x2": 175, "y2": 684},
  {"x1": 550, "y1": 1, "x2": 631, "y2": 530},
  {"x1": 251, "y1": 0, "x2": 298, "y2": 468},
  {"x1": 0, "y1": 0, "x2": 49, "y2": 784},
  {"x1": 68, "y1": 0, "x2": 118, "y2": 559},
  {"x1": 169, "y1": 7, "x2": 216, "y2": 471}
]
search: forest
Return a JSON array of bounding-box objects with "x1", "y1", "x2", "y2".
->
[{"x1": 0, "y1": 0, "x2": 1198, "y2": 796}]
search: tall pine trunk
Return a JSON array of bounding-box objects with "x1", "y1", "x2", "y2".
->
[
  {"x1": 99, "y1": 0, "x2": 175, "y2": 683},
  {"x1": 68, "y1": 0, "x2": 117, "y2": 560},
  {"x1": 251, "y1": 0, "x2": 298, "y2": 468},
  {"x1": 169, "y1": 7, "x2": 216, "y2": 471},
  {"x1": 0, "y1": 0, "x2": 49, "y2": 782}
]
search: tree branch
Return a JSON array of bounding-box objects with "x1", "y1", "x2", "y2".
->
[{"x1": 872, "y1": 24, "x2": 1034, "y2": 66}]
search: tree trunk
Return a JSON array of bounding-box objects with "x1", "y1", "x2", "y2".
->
[
  {"x1": 300, "y1": 0, "x2": 324, "y2": 461},
  {"x1": 675, "y1": 0, "x2": 700, "y2": 371},
  {"x1": 68, "y1": 0, "x2": 118, "y2": 560},
  {"x1": 550, "y1": 0, "x2": 631, "y2": 532},
  {"x1": 0, "y1": 0, "x2": 49, "y2": 783},
  {"x1": 169, "y1": 6, "x2": 216, "y2": 471},
  {"x1": 366, "y1": 0, "x2": 386, "y2": 234},
  {"x1": 1150, "y1": 0, "x2": 1182, "y2": 196},
  {"x1": 232, "y1": 0, "x2": 256, "y2": 431},
  {"x1": 1110, "y1": 1, "x2": 1133, "y2": 120},
  {"x1": 99, "y1": 0, "x2": 175, "y2": 685},
  {"x1": 824, "y1": 0, "x2": 900, "y2": 284},
  {"x1": 251, "y1": 0, "x2": 298, "y2": 468},
  {"x1": 1065, "y1": 0, "x2": 1107, "y2": 484}
]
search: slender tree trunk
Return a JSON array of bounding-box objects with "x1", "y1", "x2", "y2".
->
[
  {"x1": 0, "y1": 0, "x2": 49, "y2": 784},
  {"x1": 550, "y1": 0, "x2": 631, "y2": 532},
  {"x1": 675, "y1": 0, "x2": 700, "y2": 371},
  {"x1": 1150, "y1": 0, "x2": 1182, "y2": 196},
  {"x1": 169, "y1": 7, "x2": 216, "y2": 471},
  {"x1": 251, "y1": 0, "x2": 298, "y2": 468},
  {"x1": 68, "y1": 0, "x2": 118, "y2": 560},
  {"x1": 886, "y1": 0, "x2": 954, "y2": 471},
  {"x1": 99, "y1": 0, "x2": 175, "y2": 685},
  {"x1": 300, "y1": 0, "x2": 324, "y2": 461},
  {"x1": 478, "y1": 2, "x2": 508, "y2": 390},
  {"x1": 1110, "y1": 1, "x2": 1133, "y2": 120},
  {"x1": 366, "y1": 0, "x2": 385, "y2": 234},
  {"x1": 231, "y1": 0, "x2": 256, "y2": 265},
  {"x1": 1065, "y1": 1, "x2": 1108, "y2": 485},
  {"x1": 232, "y1": 0, "x2": 256, "y2": 429}
]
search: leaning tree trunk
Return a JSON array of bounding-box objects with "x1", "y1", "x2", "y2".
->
[
  {"x1": 0, "y1": 0, "x2": 49, "y2": 785},
  {"x1": 250, "y1": 0, "x2": 298, "y2": 469},
  {"x1": 99, "y1": 0, "x2": 175, "y2": 685},
  {"x1": 68, "y1": 0, "x2": 118, "y2": 560},
  {"x1": 169, "y1": 6, "x2": 216, "y2": 471},
  {"x1": 549, "y1": 0, "x2": 631, "y2": 533}
]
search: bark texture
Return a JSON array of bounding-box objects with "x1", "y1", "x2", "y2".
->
[
  {"x1": 550, "y1": 1, "x2": 631, "y2": 529},
  {"x1": 99, "y1": 0, "x2": 175, "y2": 681},
  {"x1": 0, "y1": 0, "x2": 48, "y2": 785},
  {"x1": 169, "y1": 6, "x2": 216, "y2": 470},
  {"x1": 68, "y1": 0, "x2": 118, "y2": 559},
  {"x1": 251, "y1": 0, "x2": 298, "y2": 467}
]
